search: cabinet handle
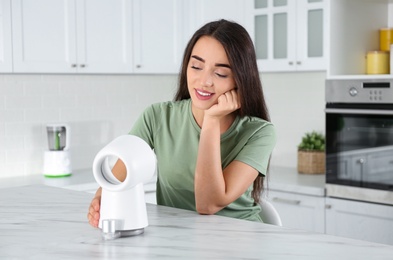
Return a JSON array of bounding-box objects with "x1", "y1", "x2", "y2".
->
[
  {"x1": 272, "y1": 197, "x2": 301, "y2": 205},
  {"x1": 357, "y1": 158, "x2": 365, "y2": 164},
  {"x1": 288, "y1": 61, "x2": 294, "y2": 65},
  {"x1": 325, "y1": 204, "x2": 332, "y2": 209},
  {"x1": 136, "y1": 64, "x2": 141, "y2": 68},
  {"x1": 80, "y1": 64, "x2": 86, "y2": 68},
  {"x1": 296, "y1": 61, "x2": 302, "y2": 65},
  {"x1": 71, "y1": 64, "x2": 77, "y2": 68}
]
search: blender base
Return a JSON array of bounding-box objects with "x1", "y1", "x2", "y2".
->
[
  {"x1": 44, "y1": 173, "x2": 72, "y2": 178},
  {"x1": 42, "y1": 150, "x2": 72, "y2": 177}
]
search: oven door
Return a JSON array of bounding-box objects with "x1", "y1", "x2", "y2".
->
[{"x1": 325, "y1": 104, "x2": 393, "y2": 205}]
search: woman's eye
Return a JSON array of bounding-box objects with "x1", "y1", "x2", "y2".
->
[
  {"x1": 191, "y1": 65, "x2": 201, "y2": 70},
  {"x1": 216, "y1": 73, "x2": 228, "y2": 78}
]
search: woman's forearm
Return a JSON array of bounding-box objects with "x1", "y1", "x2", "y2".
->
[{"x1": 194, "y1": 116, "x2": 227, "y2": 214}]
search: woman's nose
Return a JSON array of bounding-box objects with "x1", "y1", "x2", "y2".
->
[{"x1": 201, "y1": 71, "x2": 214, "y2": 87}]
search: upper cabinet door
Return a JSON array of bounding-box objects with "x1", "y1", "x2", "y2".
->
[
  {"x1": 296, "y1": 0, "x2": 327, "y2": 71},
  {"x1": 251, "y1": 0, "x2": 327, "y2": 72},
  {"x1": 76, "y1": 0, "x2": 133, "y2": 73},
  {"x1": 188, "y1": 0, "x2": 247, "y2": 33},
  {"x1": 133, "y1": 0, "x2": 184, "y2": 74},
  {"x1": 11, "y1": 0, "x2": 133, "y2": 74},
  {"x1": 11, "y1": 0, "x2": 77, "y2": 73},
  {"x1": 253, "y1": 0, "x2": 297, "y2": 72},
  {"x1": 0, "y1": 0, "x2": 12, "y2": 72}
]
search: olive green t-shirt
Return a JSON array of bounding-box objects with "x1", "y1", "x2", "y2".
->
[{"x1": 130, "y1": 99, "x2": 276, "y2": 222}]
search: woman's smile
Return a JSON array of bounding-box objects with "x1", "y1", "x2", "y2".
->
[{"x1": 195, "y1": 89, "x2": 214, "y2": 100}]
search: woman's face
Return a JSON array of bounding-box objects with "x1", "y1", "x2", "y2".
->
[{"x1": 187, "y1": 36, "x2": 236, "y2": 112}]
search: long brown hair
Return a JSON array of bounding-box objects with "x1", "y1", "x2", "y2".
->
[{"x1": 175, "y1": 19, "x2": 271, "y2": 204}]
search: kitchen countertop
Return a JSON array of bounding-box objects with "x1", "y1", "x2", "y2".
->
[
  {"x1": 0, "y1": 169, "x2": 157, "y2": 195},
  {"x1": 268, "y1": 165, "x2": 326, "y2": 196},
  {"x1": 0, "y1": 166, "x2": 325, "y2": 197},
  {"x1": 0, "y1": 170, "x2": 96, "y2": 190},
  {"x1": 1, "y1": 185, "x2": 392, "y2": 259}
]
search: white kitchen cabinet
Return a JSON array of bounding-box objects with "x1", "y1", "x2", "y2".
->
[
  {"x1": 75, "y1": 0, "x2": 133, "y2": 73},
  {"x1": 325, "y1": 197, "x2": 393, "y2": 245},
  {"x1": 249, "y1": 0, "x2": 327, "y2": 72},
  {"x1": 186, "y1": 0, "x2": 247, "y2": 38},
  {"x1": 11, "y1": 0, "x2": 75, "y2": 73},
  {"x1": 265, "y1": 190, "x2": 325, "y2": 233},
  {"x1": 132, "y1": 0, "x2": 185, "y2": 74},
  {"x1": 11, "y1": 0, "x2": 133, "y2": 73},
  {"x1": 132, "y1": 0, "x2": 247, "y2": 74},
  {"x1": 4, "y1": 0, "x2": 252, "y2": 74},
  {"x1": 0, "y1": 0, "x2": 12, "y2": 72}
]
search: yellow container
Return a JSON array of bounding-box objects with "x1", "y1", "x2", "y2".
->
[
  {"x1": 366, "y1": 51, "x2": 389, "y2": 74},
  {"x1": 380, "y1": 28, "x2": 393, "y2": 51}
]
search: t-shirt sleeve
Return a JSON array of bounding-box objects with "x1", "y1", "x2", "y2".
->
[
  {"x1": 235, "y1": 123, "x2": 276, "y2": 176},
  {"x1": 129, "y1": 105, "x2": 157, "y2": 149}
]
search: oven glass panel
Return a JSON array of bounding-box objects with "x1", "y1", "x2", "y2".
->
[{"x1": 326, "y1": 111, "x2": 393, "y2": 191}]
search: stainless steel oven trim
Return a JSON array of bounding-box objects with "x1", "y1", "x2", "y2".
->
[
  {"x1": 325, "y1": 108, "x2": 393, "y2": 115},
  {"x1": 326, "y1": 184, "x2": 393, "y2": 206}
]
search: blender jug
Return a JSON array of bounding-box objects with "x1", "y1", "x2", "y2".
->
[{"x1": 47, "y1": 125, "x2": 69, "y2": 151}]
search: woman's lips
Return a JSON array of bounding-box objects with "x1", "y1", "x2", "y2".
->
[{"x1": 195, "y1": 89, "x2": 214, "y2": 100}]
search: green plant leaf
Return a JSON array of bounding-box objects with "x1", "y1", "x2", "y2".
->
[{"x1": 298, "y1": 131, "x2": 325, "y2": 151}]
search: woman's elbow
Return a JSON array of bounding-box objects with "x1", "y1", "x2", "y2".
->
[{"x1": 195, "y1": 203, "x2": 221, "y2": 215}]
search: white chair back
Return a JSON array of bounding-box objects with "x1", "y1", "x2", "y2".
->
[{"x1": 259, "y1": 200, "x2": 282, "y2": 226}]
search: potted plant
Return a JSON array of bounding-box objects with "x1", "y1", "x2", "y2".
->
[{"x1": 297, "y1": 131, "x2": 325, "y2": 174}]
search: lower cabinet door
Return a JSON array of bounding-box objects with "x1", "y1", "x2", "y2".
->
[
  {"x1": 325, "y1": 197, "x2": 393, "y2": 245},
  {"x1": 265, "y1": 190, "x2": 325, "y2": 233}
]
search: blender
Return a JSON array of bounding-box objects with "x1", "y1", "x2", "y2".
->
[{"x1": 42, "y1": 124, "x2": 72, "y2": 177}]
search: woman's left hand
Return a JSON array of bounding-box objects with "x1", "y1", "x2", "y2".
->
[{"x1": 205, "y1": 89, "x2": 241, "y2": 118}]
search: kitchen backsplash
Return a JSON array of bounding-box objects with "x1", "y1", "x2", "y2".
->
[
  {"x1": 0, "y1": 74, "x2": 177, "y2": 178},
  {"x1": 0, "y1": 72, "x2": 325, "y2": 178}
]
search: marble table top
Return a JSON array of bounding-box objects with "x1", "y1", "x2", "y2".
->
[{"x1": 1, "y1": 185, "x2": 393, "y2": 259}]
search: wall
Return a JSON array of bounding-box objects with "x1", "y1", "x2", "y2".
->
[
  {"x1": 0, "y1": 72, "x2": 325, "y2": 178},
  {"x1": 0, "y1": 74, "x2": 177, "y2": 178},
  {"x1": 262, "y1": 72, "x2": 326, "y2": 167}
]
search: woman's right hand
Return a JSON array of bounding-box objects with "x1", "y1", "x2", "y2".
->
[{"x1": 87, "y1": 191, "x2": 101, "y2": 228}]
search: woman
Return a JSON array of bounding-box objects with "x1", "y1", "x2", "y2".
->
[{"x1": 88, "y1": 19, "x2": 276, "y2": 226}]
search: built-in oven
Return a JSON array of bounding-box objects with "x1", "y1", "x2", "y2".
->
[{"x1": 325, "y1": 78, "x2": 393, "y2": 205}]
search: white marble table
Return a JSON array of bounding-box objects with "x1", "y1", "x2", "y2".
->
[{"x1": 1, "y1": 185, "x2": 393, "y2": 259}]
